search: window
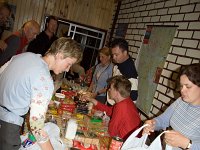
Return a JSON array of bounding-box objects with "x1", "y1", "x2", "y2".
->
[{"x1": 56, "y1": 19, "x2": 106, "y2": 71}]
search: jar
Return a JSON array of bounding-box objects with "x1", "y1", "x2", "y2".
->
[{"x1": 55, "y1": 93, "x2": 65, "y2": 102}]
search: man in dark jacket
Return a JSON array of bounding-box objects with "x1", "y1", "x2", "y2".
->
[{"x1": 27, "y1": 15, "x2": 58, "y2": 56}]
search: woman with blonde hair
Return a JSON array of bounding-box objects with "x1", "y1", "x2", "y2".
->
[{"x1": 88, "y1": 47, "x2": 113, "y2": 104}]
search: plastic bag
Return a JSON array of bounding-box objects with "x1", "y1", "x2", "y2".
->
[
  {"x1": 19, "y1": 122, "x2": 65, "y2": 150},
  {"x1": 121, "y1": 124, "x2": 173, "y2": 150}
]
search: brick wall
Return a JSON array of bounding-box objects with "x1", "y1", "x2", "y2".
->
[{"x1": 110, "y1": 0, "x2": 200, "y2": 120}]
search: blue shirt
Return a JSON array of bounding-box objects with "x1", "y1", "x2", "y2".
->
[
  {"x1": 92, "y1": 63, "x2": 113, "y2": 96},
  {"x1": 0, "y1": 52, "x2": 54, "y2": 127}
]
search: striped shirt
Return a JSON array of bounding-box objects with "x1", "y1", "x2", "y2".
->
[{"x1": 155, "y1": 97, "x2": 200, "y2": 150}]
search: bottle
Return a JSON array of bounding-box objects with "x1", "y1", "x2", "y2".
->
[
  {"x1": 65, "y1": 118, "x2": 78, "y2": 139},
  {"x1": 22, "y1": 133, "x2": 36, "y2": 148},
  {"x1": 28, "y1": 133, "x2": 36, "y2": 142},
  {"x1": 88, "y1": 102, "x2": 93, "y2": 114}
]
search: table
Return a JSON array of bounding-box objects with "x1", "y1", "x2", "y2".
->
[{"x1": 47, "y1": 90, "x2": 111, "y2": 150}]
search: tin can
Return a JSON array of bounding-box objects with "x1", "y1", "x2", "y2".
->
[{"x1": 109, "y1": 136, "x2": 123, "y2": 150}]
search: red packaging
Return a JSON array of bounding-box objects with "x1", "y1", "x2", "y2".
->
[
  {"x1": 73, "y1": 140, "x2": 98, "y2": 150},
  {"x1": 109, "y1": 137, "x2": 123, "y2": 150}
]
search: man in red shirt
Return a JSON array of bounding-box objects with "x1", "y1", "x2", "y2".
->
[{"x1": 84, "y1": 75, "x2": 141, "y2": 140}]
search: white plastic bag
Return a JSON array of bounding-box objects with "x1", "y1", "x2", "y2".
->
[
  {"x1": 121, "y1": 124, "x2": 173, "y2": 150},
  {"x1": 19, "y1": 122, "x2": 65, "y2": 150}
]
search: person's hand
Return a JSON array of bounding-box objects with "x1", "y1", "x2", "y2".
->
[
  {"x1": 0, "y1": 40, "x2": 7, "y2": 51},
  {"x1": 142, "y1": 119, "x2": 156, "y2": 135},
  {"x1": 164, "y1": 130, "x2": 190, "y2": 149},
  {"x1": 81, "y1": 95, "x2": 97, "y2": 105},
  {"x1": 91, "y1": 92, "x2": 97, "y2": 98}
]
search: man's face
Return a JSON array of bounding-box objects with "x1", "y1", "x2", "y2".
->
[
  {"x1": 0, "y1": 7, "x2": 10, "y2": 25},
  {"x1": 111, "y1": 46, "x2": 128, "y2": 64},
  {"x1": 26, "y1": 27, "x2": 39, "y2": 42},
  {"x1": 108, "y1": 84, "x2": 117, "y2": 102},
  {"x1": 47, "y1": 19, "x2": 58, "y2": 34}
]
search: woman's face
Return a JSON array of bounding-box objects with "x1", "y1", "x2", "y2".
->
[
  {"x1": 99, "y1": 53, "x2": 110, "y2": 65},
  {"x1": 180, "y1": 75, "x2": 200, "y2": 105},
  {"x1": 53, "y1": 53, "x2": 77, "y2": 75}
]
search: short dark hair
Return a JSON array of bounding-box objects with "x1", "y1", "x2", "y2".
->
[
  {"x1": 111, "y1": 38, "x2": 129, "y2": 52},
  {"x1": 107, "y1": 75, "x2": 131, "y2": 98},
  {"x1": 179, "y1": 63, "x2": 200, "y2": 87},
  {"x1": 45, "y1": 15, "x2": 58, "y2": 30}
]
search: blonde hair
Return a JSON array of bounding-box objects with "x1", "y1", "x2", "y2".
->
[
  {"x1": 23, "y1": 20, "x2": 40, "y2": 30},
  {"x1": 99, "y1": 47, "x2": 111, "y2": 56},
  {"x1": 46, "y1": 37, "x2": 83, "y2": 63}
]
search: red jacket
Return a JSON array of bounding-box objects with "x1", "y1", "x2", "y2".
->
[{"x1": 95, "y1": 97, "x2": 141, "y2": 140}]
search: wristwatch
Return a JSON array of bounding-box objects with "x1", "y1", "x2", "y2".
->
[{"x1": 186, "y1": 140, "x2": 192, "y2": 149}]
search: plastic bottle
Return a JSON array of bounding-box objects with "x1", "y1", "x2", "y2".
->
[
  {"x1": 65, "y1": 118, "x2": 78, "y2": 139},
  {"x1": 22, "y1": 133, "x2": 36, "y2": 148}
]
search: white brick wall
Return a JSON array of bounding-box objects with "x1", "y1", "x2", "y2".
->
[
  {"x1": 141, "y1": 11, "x2": 148, "y2": 16},
  {"x1": 178, "y1": 31, "x2": 193, "y2": 38},
  {"x1": 180, "y1": 4, "x2": 195, "y2": 13},
  {"x1": 175, "y1": 22, "x2": 188, "y2": 30},
  {"x1": 171, "y1": 14, "x2": 184, "y2": 21},
  {"x1": 146, "y1": 4, "x2": 155, "y2": 10},
  {"x1": 182, "y1": 39, "x2": 198, "y2": 48},
  {"x1": 165, "y1": 0, "x2": 176, "y2": 7},
  {"x1": 160, "y1": 15, "x2": 171, "y2": 21},
  {"x1": 195, "y1": 3, "x2": 200, "y2": 11},
  {"x1": 168, "y1": 7, "x2": 180, "y2": 14},
  {"x1": 172, "y1": 38, "x2": 183, "y2": 46},
  {"x1": 177, "y1": 56, "x2": 192, "y2": 64},
  {"x1": 193, "y1": 31, "x2": 200, "y2": 39},
  {"x1": 158, "y1": 93, "x2": 171, "y2": 104},
  {"x1": 167, "y1": 62, "x2": 181, "y2": 70},
  {"x1": 151, "y1": 16, "x2": 160, "y2": 22},
  {"x1": 176, "y1": 0, "x2": 190, "y2": 6},
  {"x1": 166, "y1": 54, "x2": 177, "y2": 62},
  {"x1": 188, "y1": 22, "x2": 200, "y2": 30},
  {"x1": 184, "y1": 13, "x2": 199, "y2": 21},
  {"x1": 155, "y1": 2, "x2": 165, "y2": 9},
  {"x1": 113, "y1": 0, "x2": 200, "y2": 119},
  {"x1": 172, "y1": 47, "x2": 186, "y2": 55},
  {"x1": 157, "y1": 84, "x2": 167, "y2": 94},
  {"x1": 149, "y1": 10, "x2": 157, "y2": 16},
  {"x1": 186, "y1": 49, "x2": 200, "y2": 58}
]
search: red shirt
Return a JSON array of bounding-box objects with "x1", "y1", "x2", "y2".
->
[{"x1": 95, "y1": 97, "x2": 141, "y2": 140}]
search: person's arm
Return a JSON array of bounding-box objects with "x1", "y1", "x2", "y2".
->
[
  {"x1": 83, "y1": 96, "x2": 113, "y2": 116},
  {"x1": 29, "y1": 69, "x2": 54, "y2": 150},
  {"x1": 88, "y1": 81, "x2": 94, "y2": 92},
  {"x1": 87, "y1": 66, "x2": 98, "y2": 92},
  {"x1": 0, "y1": 35, "x2": 20, "y2": 66},
  {"x1": 143, "y1": 98, "x2": 180, "y2": 134},
  {"x1": 154, "y1": 99, "x2": 181, "y2": 131},
  {"x1": 29, "y1": 103, "x2": 53, "y2": 150},
  {"x1": 164, "y1": 130, "x2": 191, "y2": 149},
  {"x1": 165, "y1": 131, "x2": 200, "y2": 149}
]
